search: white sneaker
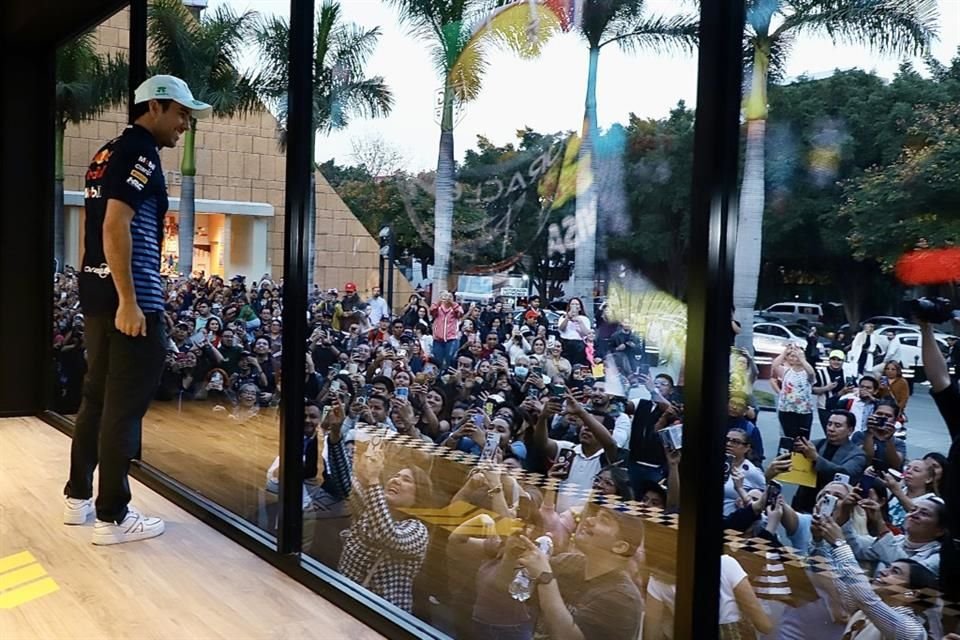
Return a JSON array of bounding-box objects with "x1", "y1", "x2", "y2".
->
[
  {"x1": 91, "y1": 508, "x2": 165, "y2": 545},
  {"x1": 63, "y1": 497, "x2": 95, "y2": 525}
]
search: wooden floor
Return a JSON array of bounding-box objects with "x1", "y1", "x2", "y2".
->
[{"x1": 0, "y1": 417, "x2": 383, "y2": 640}]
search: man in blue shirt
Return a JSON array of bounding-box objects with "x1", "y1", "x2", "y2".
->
[{"x1": 63, "y1": 75, "x2": 211, "y2": 545}]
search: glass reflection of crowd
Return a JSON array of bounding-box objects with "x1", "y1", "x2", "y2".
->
[{"x1": 52, "y1": 268, "x2": 958, "y2": 639}]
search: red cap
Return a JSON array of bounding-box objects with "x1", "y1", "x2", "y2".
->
[
  {"x1": 524, "y1": 309, "x2": 540, "y2": 320},
  {"x1": 344, "y1": 282, "x2": 357, "y2": 293}
]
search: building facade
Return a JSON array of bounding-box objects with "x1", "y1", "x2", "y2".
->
[{"x1": 61, "y1": 7, "x2": 412, "y2": 301}]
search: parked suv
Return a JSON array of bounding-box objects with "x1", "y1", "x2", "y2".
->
[{"x1": 761, "y1": 302, "x2": 823, "y2": 325}]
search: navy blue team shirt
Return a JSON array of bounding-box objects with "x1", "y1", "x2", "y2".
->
[{"x1": 79, "y1": 124, "x2": 168, "y2": 315}]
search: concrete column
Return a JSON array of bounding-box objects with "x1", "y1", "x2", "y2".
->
[
  {"x1": 64, "y1": 205, "x2": 82, "y2": 269},
  {"x1": 220, "y1": 214, "x2": 232, "y2": 278},
  {"x1": 251, "y1": 217, "x2": 268, "y2": 280}
]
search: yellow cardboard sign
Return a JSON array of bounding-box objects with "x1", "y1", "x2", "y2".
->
[{"x1": 775, "y1": 453, "x2": 818, "y2": 488}]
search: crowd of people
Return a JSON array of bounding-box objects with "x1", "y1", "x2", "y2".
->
[{"x1": 51, "y1": 268, "x2": 959, "y2": 639}]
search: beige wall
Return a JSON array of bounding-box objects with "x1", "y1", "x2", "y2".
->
[{"x1": 63, "y1": 6, "x2": 413, "y2": 309}]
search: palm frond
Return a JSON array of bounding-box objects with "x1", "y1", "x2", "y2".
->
[
  {"x1": 599, "y1": 12, "x2": 699, "y2": 53},
  {"x1": 56, "y1": 31, "x2": 128, "y2": 126},
  {"x1": 743, "y1": 31, "x2": 793, "y2": 83},
  {"x1": 149, "y1": 0, "x2": 261, "y2": 121},
  {"x1": 775, "y1": 0, "x2": 939, "y2": 57}
]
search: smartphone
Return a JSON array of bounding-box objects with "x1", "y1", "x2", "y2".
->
[
  {"x1": 330, "y1": 380, "x2": 342, "y2": 393},
  {"x1": 845, "y1": 376, "x2": 857, "y2": 387},
  {"x1": 658, "y1": 425, "x2": 683, "y2": 452},
  {"x1": 472, "y1": 413, "x2": 485, "y2": 428},
  {"x1": 886, "y1": 468, "x2": 903, "y2": 482},
  {"x1": 638, "y1": 363, "x2": 651, "y2": 376},
  {"x1": 549, "y1": 383, "x2": 566, "y2": 398},
  {"x1": 348, "y1": 363, "x2": 359, "y2": 375},
  {"x1": 395, "y1": 387, "x2": 410, "y2": 401},
  {"x1": 363, "y1": 384, "x2": 373, "y2": 398},
  {"x1": 858, "y1": 474, "x2": 877, "y2": 496},
  {"x1": 555, "y1": 448, "x2": 575, "y2": 479},
  {"x1": 818, "y1": 494, "x2": 838, "y2": 518},
  {"x1": 481, "y1": 430, "x2": 500, "y2": 460},
  {"x1": 778, "y1": 437, "x2": 796, "y2": 457},
  {"x1": 765, "y1": 480, "x2": 783, "y2": 509},
  {"x1": 329, "y1": 363, "x2": 341, "y2": 375},
  {"x1": 833, "y1": 473, "x2": 851, "y2": 485},
  {"x1": 397, "y1": 349, "x2": 407, "y2": 358},
  {"x1": 321, "y1": 405, "x2": 332, "y2": 422},
  {"x1": 723, "y1": 453, "x2": 735, "y2": 482},
  {"x1": 872, "y1": 459, "x2": 889, "y2": 477},
  {"x1": 484, "y1": 401, "x2": 495, "y2": 417}
]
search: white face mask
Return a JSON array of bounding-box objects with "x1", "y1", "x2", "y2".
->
[{"x1": 514, "y1": 366, "x2": 529, "y2": 379}]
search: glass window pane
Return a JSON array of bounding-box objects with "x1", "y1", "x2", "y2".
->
[
  {"x1": 294, "y1": 0, "x2": 699, "y2": 636},
  {"x1": 728, "y1": 0, "x2": 959, "y2": 637}
]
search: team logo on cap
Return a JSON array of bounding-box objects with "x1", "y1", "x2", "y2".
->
[{"x1": 156, "y1": 86, "x2": 168, "y2": 95}]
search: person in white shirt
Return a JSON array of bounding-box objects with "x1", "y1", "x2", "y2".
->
[
  {"x1": 532, "y1": 393, "x2": 619, "y2": 513},
  {"x1": 558, "y1": 297, "x2": 591, "y2": 367},
  {"x1": 366, "y1": 286, "x2": 391, "y2": 326}
]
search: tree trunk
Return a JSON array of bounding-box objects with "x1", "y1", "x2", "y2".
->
[
  {"x1": 732, "y1": 47, "x2": 770, "y2": 354},
  {"x1": 732, "y1": 118, "x2": 766, "y2": 352},
  {"x1": 307, "y1": 171, "x2": 317, "y2": 288},
  {"x1": 573, "y1": 46, "x2": 600, "y2": 317},
  {"x1": 54, "y1": 124, "x2": 66, "y2": 272},
  {"x1": 432, "y1": 86, "x2": 456, "y2": 303},
  {"x1": 178, "y1": 125, "x2": 198, "y2": 277}
]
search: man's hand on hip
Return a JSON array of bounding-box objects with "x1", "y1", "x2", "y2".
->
[{"x1": 116, "y1": 301, "x2": 147, "y2": 337}]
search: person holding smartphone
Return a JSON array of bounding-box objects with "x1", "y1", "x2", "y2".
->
[
  {"x1": 770, "y1": 344, "x2": 816, "y2": 440},
  {"x1": 722, "y1": 427, "x2": 766, "y2": 516},
  {"x1": 531, "y1": 392, "x2": 619, "y2": 513},
  {"x1": 790, "y1": 409, "x2": 867, "y2": 513},
  {"x1": 850, "y1": 398, "x2": 905, "y2": 473}
]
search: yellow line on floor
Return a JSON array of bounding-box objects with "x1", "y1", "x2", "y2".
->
[
  {"x1": 0, "y1": 550, "x2": 35, "y2": 574},
  {"x1": 0, "y1": 578, "x2": 60, "y2": 609},
  {"x1": 0, "y1": 563, "x2": 48, "y2": 591}
]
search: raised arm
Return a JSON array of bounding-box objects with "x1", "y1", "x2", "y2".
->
[{"x1": 920, "y1": 321, "x2": 950, "y2": 392}]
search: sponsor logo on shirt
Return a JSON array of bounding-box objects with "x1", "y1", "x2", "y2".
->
[
  {"x1": 137, "y1": 156, "x2": 156, "y2": 172},
  {"x1": 85, "y1": 149, "x2": 113, "y2": 182},
  {"x1": 130, "y1": 169, "x2": 149, "y2": 184},
  {"x1": 83, "y1": 263, "x2": 111, "y2": 279},
  {"x1": 84, "y1": 185, "x2": 102, "y2": 199},
  {"x1": 126, "y1": 176, "x2": 145, "y2": 191}
]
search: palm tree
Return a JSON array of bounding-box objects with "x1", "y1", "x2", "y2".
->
[
  {"x1": 570, "y1": 1, "x2": 698, "y2": 316},
  {"x1": 387, "y1": 0, "x2": 563, "y2": 301},
  {"x1": 148, "y1": 0, "x2": 261, "y2": 277},
  {"x1": 55, "y1": 32, "x2": 127, "y2": 272},
  {"x1": 254, "y1": 0, "x2": 394, "y2": 287},
  {"x1": 732, "y1": 0, "x2": 938, "y2": 352}
]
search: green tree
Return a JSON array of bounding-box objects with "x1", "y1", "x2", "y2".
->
[
  {"x1": 254, "y1": 1, "x2": 393, "y2": 286},
  {"x1": 843, "y1": 103, "x2": 960, "y2": 270},
  {"x1": 568, "y1": 0, "x2": 697, "y2": 314},
  {"x1": 148, "y1": 0, "x2": 261, "y2": 277},
  {"x1": 607, "y1": 104, "x2": 695, "y2": 299},
  {"x1": 55, "y1": 31, "x2": 127, "y2": 271},
  {"x1": 386, "y1": 0, "x2": 561, "y2": 301},
  {"x1": 732, "y1": 0, "x2": 938, "y2": 352}
]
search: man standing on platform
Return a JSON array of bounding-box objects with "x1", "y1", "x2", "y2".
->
[{"x1": 63, "y1": 75, "x2": 211, "y2": 545}]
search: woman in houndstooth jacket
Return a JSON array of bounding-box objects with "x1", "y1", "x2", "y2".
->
[{"x1": 330, "y1": 434, "x2": 433, "y2": 612}]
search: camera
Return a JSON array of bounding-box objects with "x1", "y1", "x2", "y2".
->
[{"x1": 902, "y1": 296, "x2": 958, "y2": 324}]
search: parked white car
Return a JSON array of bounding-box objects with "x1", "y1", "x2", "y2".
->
[
  {"x1": 753, "y1": 322, "x2": 809, "y2": 355},
  {"x1": 887, "y1": 332, "x2": 951, "y2": 369}
]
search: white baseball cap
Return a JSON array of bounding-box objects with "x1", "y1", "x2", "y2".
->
[{"x1": 134, "y1": 75, "x2": 212, "y2": 119}]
